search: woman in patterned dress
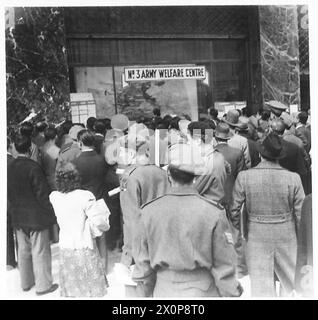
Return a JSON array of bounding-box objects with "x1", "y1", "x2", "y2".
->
[{"x1": 49, "y1": 162, "x2": 109, "y2": 297}]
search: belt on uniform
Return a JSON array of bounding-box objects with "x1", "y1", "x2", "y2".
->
[
  {"x1": 157, "y1": 268, "x2": 212, "y2": 282},
  {"x1": 248, "y1": 213, "x2": 293, "y2": 223}
]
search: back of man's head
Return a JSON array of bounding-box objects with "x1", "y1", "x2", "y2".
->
[
  {"x1": 62, "y1": 120, "x2": 73, "y2": 135},
  {"x1": 153, "y1": 108, "x2": 161, "y2": 117},
  {"x1": 86, "y1": 117, "x2": 97, "y2": 132},
  {"x1": 298, "y1": 111, "x2": 308, "y2": 125},
  {"x1": 20, "y1": 122, "x2": 34, "y2": 138},
  {"x1": 44, "y1": 126, "x2": 57, "y2": 141},
  {"x1": 188, "y1": 121, "x2": 213, "y2": 143},
  {"x1": 77, "y1": 129, "x2": 95, "y2": 147},
  {"x1": 261, "y1": 110, "x2": 271, "y2": 121},
  {"x1": 94, "y1": 120, "x2": 106, "y2": 136},
  {"x1": 35, "y1": 121, "x2": 47, "y2": 133},
  {"x1": 271, "y1": 119, "x2": 285, "y2": 136},
  {"x1": 209, "y1": 108, "x2": 218, "y2": 119},
  {"x1": 14, "y1": 134, "x2": 31, "y2": 154}
]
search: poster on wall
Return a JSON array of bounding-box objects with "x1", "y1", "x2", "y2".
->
[
  {"x1": 214, "y1": 101, "x2": 247, "y2": 112},
  {"x1": 70, "y1": 93, "x2": 96, "y2": 125}
]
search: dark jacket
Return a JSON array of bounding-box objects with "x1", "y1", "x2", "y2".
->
[
  {"x1": 94, "y1": 134, "x2": 105, "y2": 155},
  {"x1": 7, "y1": 157, "x2": 56, "y2": 231},
  {"x1": 238, "y1": 132, "x2": 261, "y2": 167},
  {"x1": 72, "y1": 150, "x2": 108, "y2": 200},
  {"x1": 214, "y1": 143, "x2": 245, "y2": 206},
  {"x1": 295, "y1": 125, "x2": 311, "y2": 153},
  {"x1": 279, "y1": 138, "x2": 308, "y2": 178}
]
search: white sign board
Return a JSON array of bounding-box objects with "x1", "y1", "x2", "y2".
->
[
  {"x1": 124, "y1": 65, "x2": 206, "y2": 82},
  {"x1": 215, "y1": 101, "x2": 247, "y2": 112},
  {"x1": 70, "y1": 93, "x2": 96, "y2": 125},
  {"x1": 289, "y1": 104, "x2": 299, "y2": 114}
]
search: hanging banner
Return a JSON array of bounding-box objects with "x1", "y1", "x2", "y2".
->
[{"x1": 124, "y1": 65, "x2": 206, "y2": 82}]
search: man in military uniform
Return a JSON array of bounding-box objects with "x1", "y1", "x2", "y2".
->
[
  {"x1": 266, "y1": 100, "x2": 287, "y2": 122},
  {"x1": 186, "y1": 121, "x2": 228, "y2": 203},
  {"x1": 132, "y1": 143, "x2": 243, "y2": 297},
  {"x1": 119, "y1": 131, "x2": 169, "y2": 269}
]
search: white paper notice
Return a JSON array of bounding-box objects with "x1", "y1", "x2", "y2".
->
[
  {"x1": 224, "y1": 105, "x2": 235, "y2": 113},
  {"x1": 290, "y1": 104, "x2": 299, "y2": 114}
]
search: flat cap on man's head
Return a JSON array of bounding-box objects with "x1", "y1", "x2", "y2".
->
[{"x1": 69, "y1": 125, "x2": 84, "y2": 141}]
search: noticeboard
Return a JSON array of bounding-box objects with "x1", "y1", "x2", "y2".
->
[
  {"x1": 214, "y1": 101, "x2": 247, "y2": 112},
  {"x1": 70, "y1": 93, "x2": 96, "y2": 125}
]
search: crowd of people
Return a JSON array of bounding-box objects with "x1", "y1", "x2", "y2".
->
[{"x1": 6, "y1": 101, "x2": 313, "y2": 297}]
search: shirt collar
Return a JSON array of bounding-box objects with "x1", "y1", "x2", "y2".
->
[
  {"x1": 167, "y1": 185, "x2": 199, "y2": 196},
  {"x1": 256, "y1": 160, "x2": 283, "y2": 169}
]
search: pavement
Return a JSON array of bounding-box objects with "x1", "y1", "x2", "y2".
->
[{"x1": 5, "y1": 243, "x2": 252, "y2": 299}]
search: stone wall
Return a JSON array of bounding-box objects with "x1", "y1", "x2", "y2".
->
[
  {"x1": 6, "y1": 7, "x2": 70, "y2": 125},
  {"x1": 259, "y1": 5, "x2": 301, "y2": 107}
]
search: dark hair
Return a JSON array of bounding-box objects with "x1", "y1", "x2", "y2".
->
[
  {"x1": 61, "y1": 120, "x2": 73, "y2": 135},
  {"x1": 182, "y1": 114, "x2": 191, "y2": 121},
  {"x1": 209, "y1": 108, "x2": 218, "y2": 119},
  {"x1": 162, "y1": 114, "x2": 172, "y2": 127},
  {"x1": 188, "y1": 121, "x2": 214, "y2": 143},
  {"x1": 86, "y1": 117, "x2": 97, "y2": 131},
  {"x1": 55, "y1": 162, "x2": 82, "y2": 193},
  {"x1": 241, "y1": 107, "x2": 248, "y2": 117},
  {"x1": 20, "y1": 122, "x2": 34, "y2": 137},
  {"x1": 203, "y1": 119, "x2": 216, "y2": 130},
  {"x1": 77, "y1": 129, "x2": 95, "y2": 147},
  {"x1": 14, "y1": 134, "x2": 31, "y2": 154},
  {"x1": 35, "y1": 121, "x2": 47, "y2": 133},
  {"x1": 215, "y1": 136, "x2": 228, "y2": 143},
  {"x1": 298, "y1": 111, "x2": 308, "y2": 125},
  {"x1": 153, "y1": 108, "x2": 161, "y2": 117},
  {"x1": 94, "y1": 120, "x2": 106, "y2": 136},
  {"x1": 102, "y1": 118, "x2": 112, "y2": 131},
  {"x1": 168, "y1": 166, "x2": 195, "y2": 184},
  {"x1": 146, "y1": 122, "x2": 156, "y2": 132},
  {"x1": 169, "y1": 116, "x2": 181, "y2": 131},
  {"x1": 44, "y1": 127, "x2": 57, "y2": 141},
  {"x1": 261, "y1": 110, "x2": 271, "y2": 121},
  {"x1": 157, "y1": 122, "x2": 169, "y2": 130}
]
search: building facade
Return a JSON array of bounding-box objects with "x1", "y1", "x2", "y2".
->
[{"x1": 6, "y1": 6, "x2": 310, "y2": 124}]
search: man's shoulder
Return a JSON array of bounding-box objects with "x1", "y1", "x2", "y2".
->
[
  {"x1": 60, "y1": 142, "x2": 75, "y2": 154},
  {"x1": 135, "y1": 164, "x2": 166, "y2": 176},
  {"x1": 218, "y1": 143, "x2": 243, "y2": 158},
  {"x1": 141, "y1": 192, "x2": 224, "y2": 212},
  {"x1": 196, "y1": 194, "x2": 225, "y2": 211},
  {"x1": 140, "y1": 194, "x2": 167, "y2": 210},
  {"x1": 282, "y1": 138, "x2": 300, "y2": 152},
  {"x1": 232, "y1": 133, "x2": 248, "y2": 142}
]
